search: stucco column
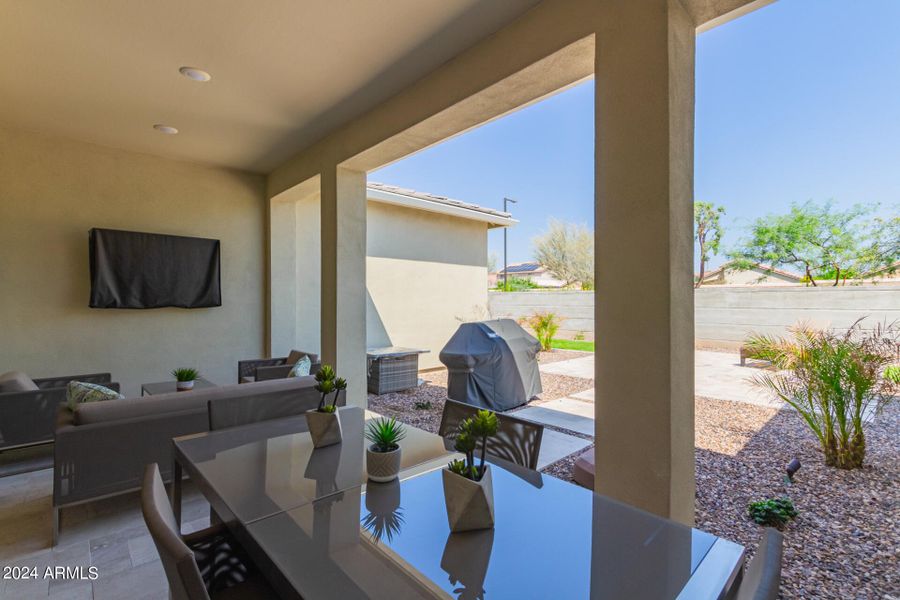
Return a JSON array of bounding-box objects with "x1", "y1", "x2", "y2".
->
[
  {"x1": 320, "y1": 166, "x2": 367, "y2": 407},
  {"x1": 593, "y1": 0, "x2": 696, "y2": 524}
]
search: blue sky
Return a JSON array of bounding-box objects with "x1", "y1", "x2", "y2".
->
[{"x1": 371, "y1": 0, "x2": 900, "y2": 269}]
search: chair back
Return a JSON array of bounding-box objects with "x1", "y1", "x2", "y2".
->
[
  {"x1": 438, "y1": 399, "x2": 544, "y2": 470},
  {"x1": 207, "y1": 379, "x2": 321, "y2": 431},
  {"x1": 737, "y1": 528, "x2": 784, "y2": 600},
  {"x1": 141, "y1": 464, "x2": 210, "y2": 600}
]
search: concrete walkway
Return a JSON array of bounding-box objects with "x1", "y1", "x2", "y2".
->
[{"x1": 522, "y1": 350, "x2": 784, "y2": 446}]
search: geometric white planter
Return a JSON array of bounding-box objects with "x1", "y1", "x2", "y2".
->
[
  {"x1": 305, "y1": 409, "x2": 343, "y2": 448},
  {"x1": 442, "y1": 465, "x2": 494, "y2": 533},
  {"x1": 176, "y1": 380, "x2": 194, "y2": 391},
  {"x1": 366, "y1": 446, "x2": 402, "y2": 482}
]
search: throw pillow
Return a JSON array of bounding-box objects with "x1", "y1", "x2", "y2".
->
[
  {"x1": 288, "y1": 355, "x2": 312, "y2": 378},
  {"x1": 66, "y1": 381, "x2": 123, "y2": 411},
  {"x1": 286, "y1": 349, "x2": 306, "y2": 365},
  {"x1": 0, "y1": 371, "x2": 39, "y2": 393}
]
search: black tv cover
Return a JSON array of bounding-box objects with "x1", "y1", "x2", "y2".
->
[{"x1": 89, "y1": 228, "x2": 221, "y2": 309}]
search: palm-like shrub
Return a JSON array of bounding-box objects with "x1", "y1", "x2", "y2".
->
[
  {"x1": 747, "y1": 321, "x2": 898, "y2": 469},
  {"x1": 523, "y1": 312, "x2": 562, "y2": 351}
]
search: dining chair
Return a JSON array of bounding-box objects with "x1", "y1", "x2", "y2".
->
[
  {"x1": 141, "y1": 463, "x2": 275, "y2": 599},
  {"x1": 438, "y1": 399, "x2": 544, "y2": 470},
  {"x1": 736, "y1": 528, "x2": 784, "y2": 600}
]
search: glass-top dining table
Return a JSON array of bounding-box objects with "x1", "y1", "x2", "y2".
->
[{"x1": 172, "y1": 407, "x2": 745, "y2": 599}]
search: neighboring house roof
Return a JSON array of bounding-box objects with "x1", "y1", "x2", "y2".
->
[
  {"x1": 498, "y1": 262, "x2": 543, "y2": 275},
  {"x1": 697, "y1": 260, "x2": 803, "y2": 282},
  {"x1": 366, "y1": 182, "x2": 517, "y2": 228},
  {"x1": 860, "y1": 260, "x2": 900, "y2": 278}
]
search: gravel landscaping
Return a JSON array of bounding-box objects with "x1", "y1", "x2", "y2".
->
[{"x1": 369, "y1": 358, "x2": 900, "y2": 599}]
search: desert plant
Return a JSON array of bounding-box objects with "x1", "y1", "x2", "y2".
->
[
  {"x1": 748, "y1": 497, "x2": 797, "y2": 528},
  {"x1": 365, "y1": 417, "x2": 406, "y2": 453},
  {"x1": 414, "y1": 400, "x2": 433, "y2": 410},
  {"x1": 447, "y1": 410, "x2": 499, "y2": 481},
  {"x1": 523, "y1": 312, "x2": 562, "y2": 351},
  {"x1": 885, "y1": 365, "x2": 900, "y2": 384},
  {"x1": 314, "y1": 365, "x2": 344, "y2": 413},
  {"x1": 748, "y1": 320, "x2": 899, "y2": 469},
  {"x1": 171, "y1": 367, "x2": 199, "y2": 382}
]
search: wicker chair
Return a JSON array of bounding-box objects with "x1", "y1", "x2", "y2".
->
[
  {"x1": 438, "y1": 399, "x2": 544, "y2": 470},
  {"x1": 0, "y1": 372, "x2": 118, "y2": 451},
  {"x1": 236, "y1": 350, "x2": 320, "y2": 383}
]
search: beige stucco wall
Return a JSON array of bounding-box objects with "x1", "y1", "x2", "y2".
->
[
  {"x1": 0, "y1": 126, "x2": 266, "y2": 396},
  {"x1": 291, "y1": 199, "x2": 488, "y2": 371},
  {"x1": 367, "y1": 202, "x2": 488, "y2": 370}
]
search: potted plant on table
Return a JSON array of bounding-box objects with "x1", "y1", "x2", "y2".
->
[
  {"x1": 172, "y1": 368, "x2": 199, "y2": 391},
  {"x1": 305, "y1": 365, "x2": 346, "y2": 447},
  {"x1": 365, "y1": 417, "x2": 406, "y2": 482},
  {"x1": 442, "y1": 409, "x2": 499, "y2": 533}
]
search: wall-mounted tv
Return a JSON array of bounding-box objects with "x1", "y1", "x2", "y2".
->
[{"x1": 89, "y1": 228, "x2": 221, "y2": 309}]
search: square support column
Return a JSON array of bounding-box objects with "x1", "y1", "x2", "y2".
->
[
  {"x1": 594, "y1": 0, "x2": 696, "y2": 524},
  {"x1": 320, "y1": 166, "x2": 367, "y2": 407}
]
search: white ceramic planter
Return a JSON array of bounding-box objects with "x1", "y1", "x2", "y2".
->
[
  {"x1": 366, "y1": 446, "x2": 402, "y2": 482},
  {"x1": 176, "y1": 380, "x2": 194, "y2": 391},
  {"x1": 305, "y1": 409, "x2": 343, "y2": 448},
  {"x1": 442, "y1": 465, "x2": 494, "y2": 532}
]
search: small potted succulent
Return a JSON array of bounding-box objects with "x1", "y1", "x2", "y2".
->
[
  {"x1": 365, "y1": 417, "x2": 406, "y2": 482},
  {"x1": 172, "y1": 368, "x2": 199, "y2": 391},
  {"x1": 442, "y1": 409, "x2": 499, "y2": 532},
  {"x1": 305, "y1": 365, "x2": 346, "y2": 447}
]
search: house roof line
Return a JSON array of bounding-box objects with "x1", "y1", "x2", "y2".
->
[
  {"x1": 698, "y1": 260, "x2": 803, "y2": 281},
  {"x1": 366, "y1": 182, "x2": 517, "y2": 228}
]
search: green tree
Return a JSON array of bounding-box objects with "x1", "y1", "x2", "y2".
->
[
  {"x1": 694, "y1": 202, "x2": 725, "y2": 288},
  {"x1": 532, "y1": 219, "x2": 594, "y2": 288},
  {"x1": 730, "y1": 201, "x2": 894, "y2": 287}
]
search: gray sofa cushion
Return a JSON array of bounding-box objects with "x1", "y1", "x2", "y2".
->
[
  {"x1": 0, "y1": 371, "x2": 39, "y2": 393},
  {"x1": 72, "y1": 376, "x2": 318, "y2": 426}
]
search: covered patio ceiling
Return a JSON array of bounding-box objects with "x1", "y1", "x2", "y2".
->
[{"x1": 0, "y1": 0, "x2": 771, "y2": 175}]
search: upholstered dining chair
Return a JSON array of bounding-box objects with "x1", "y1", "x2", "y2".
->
[
  {"x1": 438, "y1": 399, "x2": 544, "y2": 470},
  {"x1": 141, "y1": 464, "x2": 275, "y2": 599},
  {"x1": 736, "y1": 528, "x2": 784, "y2": 600}
]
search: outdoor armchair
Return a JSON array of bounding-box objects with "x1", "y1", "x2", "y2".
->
[
  {"x1": 236, "y1": 350, "x2": 320, "y2": 383},
  {"x1": 0, "y1": 371, "x2": 117, "y2": 451}
]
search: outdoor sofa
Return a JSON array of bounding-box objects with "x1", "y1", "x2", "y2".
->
[
  {"x1": 52, "y1": 375, "x2": 325, "y2": 544},
  {"x1": 0, "y1": 371, "x2": 119, "y2": 452},
  {"x1": 237, "y1": 349, "x2": 320, "y2": 383}
]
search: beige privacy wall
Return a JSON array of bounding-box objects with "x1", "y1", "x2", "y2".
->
[
  {"x1": 0, "y1": 127, "x2": 266, "y2": 396},
  {"x1": 290, "y1": 198, "x2": 489, "y2": 370}
]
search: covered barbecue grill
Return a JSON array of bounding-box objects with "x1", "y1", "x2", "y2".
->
[{"x1": 439, "y1": 319, "x2": 542, "y2": 411}]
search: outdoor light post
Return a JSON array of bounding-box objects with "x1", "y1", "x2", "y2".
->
[{"x1": 503, "y1": 197, "x2": 517, "y2": 290}]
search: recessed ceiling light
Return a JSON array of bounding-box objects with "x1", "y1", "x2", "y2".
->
[
  {"x1": 179, "y1": 66, "x2": 211, "y2": 82},
  {"x1": 153, "y1": 124, "x2": 178, "y2": 135}
]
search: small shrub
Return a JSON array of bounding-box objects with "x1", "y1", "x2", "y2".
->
[
  {"x1": 574, "y1": 331, "x2": 585, "y2": 341},
  {"x1": 748, "y1": 497, "x2": 798, "y2": 528},
  {"x1": 497, "y1": 277, "x2": 539, "y2": 291},
  {"x1": 523, "y1": 312, "x2": 562, "y2": 351},
  {"x1": 885, "y1": 365, "x2": 900, "y2": 384},
  {"x1": 414, "y1": 400, "x2": 433, "y2": 410}
]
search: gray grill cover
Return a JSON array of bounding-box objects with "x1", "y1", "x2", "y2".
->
[{"x1": 439, "y1": 319, "x2": 542, "y2": 411}]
